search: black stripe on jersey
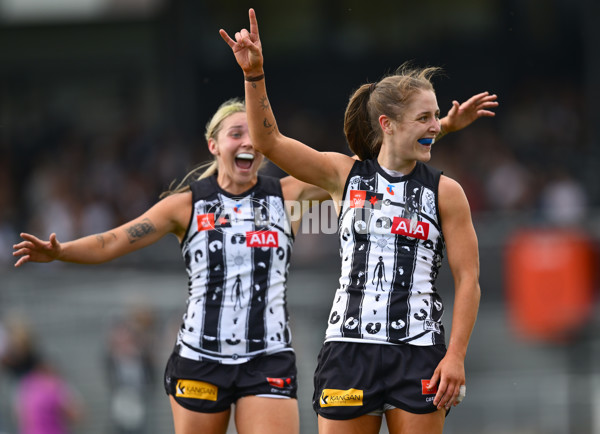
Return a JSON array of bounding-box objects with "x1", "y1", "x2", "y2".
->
[
  {"x1": 387, "y1": 179, "x2": 421, "y2": 342},
  {"x1": 202, "y1": 207, "x2": 226, "y2": 353}
]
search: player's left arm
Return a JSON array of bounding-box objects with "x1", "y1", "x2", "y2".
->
[
  {"x1": 428, "y1": 175, "x2": 481, "y2": 410},
  {"x1": 438, "y1": 91, "x2": 498, "y2": 140}
]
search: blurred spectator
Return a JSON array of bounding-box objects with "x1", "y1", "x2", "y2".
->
[
  {"x1": 484, "y1": 148, "x2": 533, "y2": 211},
  {"x1": 105, "y1": 307, "x2": 157, "y2": 434},
  {"x1": 0, "y1": 317, "x2": 84, "y2": 434},
  {"x1": 538, "y1": 169, "x2": 588, "y2": 225}
]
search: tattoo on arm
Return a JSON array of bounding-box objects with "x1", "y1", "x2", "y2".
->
[
  {"x1": 259, "y1": 96, "x2": 269, "y2": 110},
  {"x1": 95, "y1": 234, "x2": 105, "y2": 248},
  {"x1": 125, "y1": 218, "x2": 157, "y2": 244},
  {"x1": 95, "y1": 232, "x2": 117, "y2": 249}
]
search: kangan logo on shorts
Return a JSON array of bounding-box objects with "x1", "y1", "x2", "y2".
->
[
  {"x1": 176, "y1": 379, "x2": 218, "y2": 401},
  {"x1": 319, "y1": 388, "x2": 363, "y2": 407}
]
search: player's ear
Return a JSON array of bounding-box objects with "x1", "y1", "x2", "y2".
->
[
  {"x1": 379, "y1": 115, "x2": 393, "y2": 135},
  {"x1": 208, "y1": 138, "x2": 219, "y2": 156}
]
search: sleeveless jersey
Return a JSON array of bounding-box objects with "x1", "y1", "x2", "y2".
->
[
  {"x1": 325, "y1": 159, "x2": 446, "y2": 346},
  {"x1": 176, "y1": 175, "x2": 294, "y2": 364}
]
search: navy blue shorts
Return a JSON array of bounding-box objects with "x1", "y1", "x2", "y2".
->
[
  {"x1": 164, "y1": 350, "x2": 297, "y2": 413},
  {"x1": 312, "y1": 341, "x2": 446, "y2": 420}
]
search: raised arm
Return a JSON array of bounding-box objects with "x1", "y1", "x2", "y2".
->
[
  {"x1": 428, "y1": 176, "x2": 481, "y2": 410},
  {"x1": 13, "y1": 192, "x2": 191, "y2": 267},
  {"x1": 220, "y1": 9, "x2": 354, "y2": 200},
  {"x1": 438, "y1": 91, "x2": 498, "y2": 140}
]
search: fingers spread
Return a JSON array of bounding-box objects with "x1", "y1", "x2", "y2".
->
[
  {"x1": 219, "y1": 29, "x2": 236, "y2": 47},
  {"x1": 249, "y1": 8, "x2": 260, "y2": 37}
]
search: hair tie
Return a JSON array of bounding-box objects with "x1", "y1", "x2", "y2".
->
[{"x1": 369, "y1": 82, "x2": 377, "y2": 94}]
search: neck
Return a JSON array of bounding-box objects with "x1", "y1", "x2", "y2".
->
[
  {"x1": 216, "y1": 172, "x2": 258, "y2": 195},
  {"x1": 377, "y1": 150, "x2": 416, "y2": 174}
]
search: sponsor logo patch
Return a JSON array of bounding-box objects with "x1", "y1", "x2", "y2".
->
[
  {"x1": 349, "y1": 190, "x2": 367, "y2": 208},
  {"x1": 391, "y1": 217, "x2": 430, "y2": 240},
  {"x1": 175, "y1": 379, "x2": 218, "y2": 401},
  {"x1": 267, "y1": 377, "x2": 292, "y2": 388},
  {"x1": 246, "y1": 230, "x2": 279, "y2": 248},
  {"x1": 421, "y1": 379, "x2": 437, "y2": 395},
  {"x1": 424, "y1": 320, "x2": 441, "y2": 333},
  {"x1": 319, "y1": 388, "x2": 364, "y2": 407},
  {"x1": 197, "y1": 213, "x2": 215, "y2": 231},
  {"x1": 349, "y1": 190, "x2": 383, "y2": 209}
]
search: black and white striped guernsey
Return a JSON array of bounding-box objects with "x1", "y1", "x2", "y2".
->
[
  {"x1": 325, "y1": 159, "x2": 446, "y2": 346},
  {"x1": 176, "y1": 175, "x2": 293, "y2": 364}
]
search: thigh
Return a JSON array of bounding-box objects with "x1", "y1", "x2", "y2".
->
[
  {"x1": 385, "y1": 407, "x2": 445, "y2": 434},
  {"x1": 313, "y1": 342, "x2": 385, "y2": 419},
  {"x1": 169, "y1": 396, "x2": 231, "y2": 434},
  {"x1": 164, "y1": 352, "x2": 237, "y2": 412},
  {"x1": 235, "y1": 396, "x2": 299, "y2": 434},
  {"x1": 382, "y1": 344, "x2": 447, "y2": 414},
  {"x1": 317, "y1": 414, "x2": 382, "y2": 434}
]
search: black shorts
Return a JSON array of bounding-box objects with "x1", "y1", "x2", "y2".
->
[
  {"x1": 312, "y1": 341, "x2": 446, "y2": 420},
  {"x1": 164, "y1": 350, "x2": 298, "y2": 413}
]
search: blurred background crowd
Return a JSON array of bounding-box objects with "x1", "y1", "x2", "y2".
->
[{"x1": 1, "y1": 0, "x2": 599, "y2": 433}]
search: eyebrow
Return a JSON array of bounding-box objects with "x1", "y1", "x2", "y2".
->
[{"x1": 416, "y1": 110, "x2": 439, "y2": 117}]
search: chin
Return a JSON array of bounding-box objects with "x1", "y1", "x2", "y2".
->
[
  {"x1": 417, "y1": 152, "x2": 432, "y2": 162},
  {"x1": 235, "y1": 171, "x2": 257, "y2": 183}
]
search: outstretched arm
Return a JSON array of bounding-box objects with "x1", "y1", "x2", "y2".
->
[
  {"x1": 438, "y1": 91, "x2": 498, "y2": 140},
  {"x1": 13, "y1": 192, "x2": 190, "y2": 267},
  {"x1": 220, "y1": 9, "x2": 354, "y2": 201}
]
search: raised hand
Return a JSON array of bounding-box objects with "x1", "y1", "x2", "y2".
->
[
  {"x1": 442, "y1": 91, "x2": 498, "y2": 133},
  {"x1": 219, "y1": 8, "x2": 264, "y2": 77},
  {"x1": 13, "y1": 232, "x2": 62, "y2": 267}
]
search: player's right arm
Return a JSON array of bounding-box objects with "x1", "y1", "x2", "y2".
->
[
  {"x1": 13, "y1": 191, "x2": 191, "y2": 266},
  {"x1": 220, "y1": 9, "x2": 354, "y2": 201}
]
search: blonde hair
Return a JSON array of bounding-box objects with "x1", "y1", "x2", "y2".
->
[
  {"x1": 344, "y1": 63, "x2": 442, "y2": 160},
  {"x1": 160, "y1": 98, "x2": 246, "y2": 198}
]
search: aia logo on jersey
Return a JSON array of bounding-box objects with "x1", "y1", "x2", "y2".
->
[
  {"x1": 391, "y1": 217, "x2": 429, "y2": 240},
  {"x1": 246, "y1": 230, "x2": 279, "y2": 248},
  {"x1": 349, "y1": 190, "x2": 383, "y2": 209},
  {"x1": 421, "y1": 379, "x2": 437, "y2": 395}
]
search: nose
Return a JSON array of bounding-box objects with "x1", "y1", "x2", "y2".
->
[
  {"x1": 431, "y1": 118, "x2": 441, "y2": 134},
  {"x1": 241, "y1": 133, "x2": 253, "y2": 148}
]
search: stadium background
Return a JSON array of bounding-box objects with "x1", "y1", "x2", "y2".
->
[{"x1": 1, "y1": 0, "x2": 599, "y2": 433}]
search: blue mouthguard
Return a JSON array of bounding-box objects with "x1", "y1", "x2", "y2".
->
[{"x1": 417, "y1": 138, "x2": 434, "y2": 145}]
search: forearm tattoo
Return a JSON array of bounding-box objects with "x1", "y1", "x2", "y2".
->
[
  {"x1": 95, "y1": 232, "x2": 117, "y2": 248},
  {"x1": 259, "y1": 96, "x2": 269, "y2": 110},
  {"x1": 125, "y1": 218, "x2": 156, "y2": 244}
]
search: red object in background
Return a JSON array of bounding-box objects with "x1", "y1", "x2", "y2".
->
[{"x1": 505, "y1": 229, "x2": 598, "y2": 343}]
